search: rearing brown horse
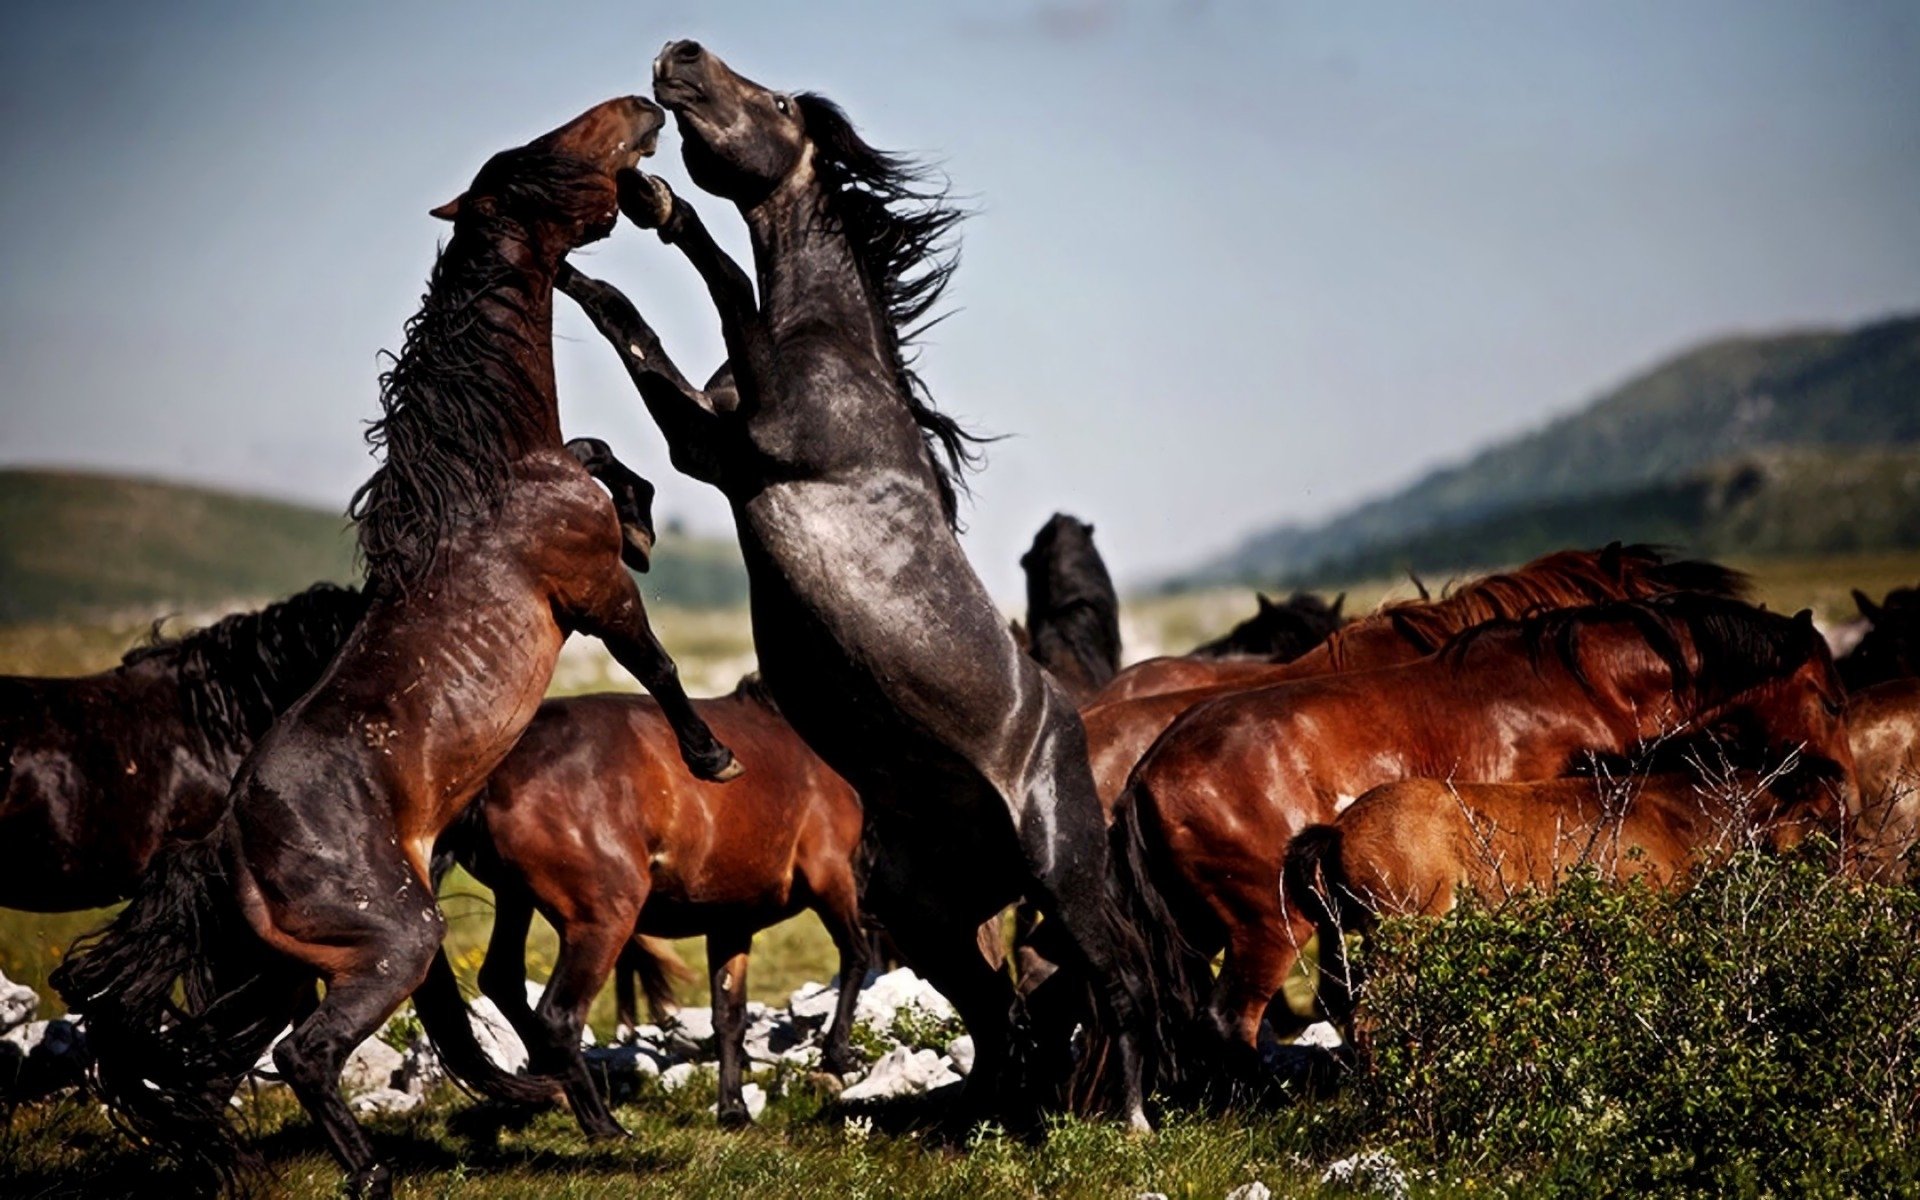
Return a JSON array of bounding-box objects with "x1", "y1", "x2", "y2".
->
[
  {"x1": 1114, "y1": 593, "x2": 1855, "y2": 1084},
  {"x1": 55, "y1": 97, "x2": 737, "y2": 1198},
  {"x1": 558, "y1": 41, "x2": 1168, "y2": 1125}
]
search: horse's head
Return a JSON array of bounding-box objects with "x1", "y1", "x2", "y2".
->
[
  {"x1": 652, "y1": 41, "x2": 811, "y2": 205},
  {"x1": 1679, "y1": 608, "x2": 1858, "y2": 833},
  {"x1": 1195, "y1": 592, "x2": 1348, "y2": 660},
  {"x1": 430, "y1": 95, "x2": 665, "y2": 259},
  {"x1": 1841, "y1": 586, "x2": 1920, "y2": 692},
  {"x1": 1020, "y1": 514, "x2": 1105, "y2": 607}
]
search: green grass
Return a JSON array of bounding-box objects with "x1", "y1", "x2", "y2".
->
[{"x1": 1, "y1": 1084, "x2": 1347, "y2": 1200}]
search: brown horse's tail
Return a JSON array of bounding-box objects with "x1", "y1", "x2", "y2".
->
[
  {"x1": 1103, "y1": 783, "x2": 1218, "y2": 1098},
  {"x1": 51, "y1": 825, "x2": 297, "y2": 1190},
  {"x1": 1281, "y1": 823, "x2": 1367, "y2": 1028},
  {"x1": 411, "y1": 948, "x2": 557, "y2": 1106},
  {"x1": 613, "y1": 937, "x2": 692, "y2": 1030}
]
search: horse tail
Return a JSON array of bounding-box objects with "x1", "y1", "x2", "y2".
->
[
  {"x1": 1281, "y1": 823, "x2": 1365, "y2": 1027},
  {"x1": 616, "y1": 937, "x2": 691, "y2": 1028},
  {"x1": 51, "y1": 826, "x2": 294, "y2": 1188},
  {"x1": 1102, "y1": 782, "x2": 1216, "y2": 1097},
  {"x1": 411, "y1": 948, "x2": 556, "y2": 1106}
]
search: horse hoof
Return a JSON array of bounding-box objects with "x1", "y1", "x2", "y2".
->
[
  {"x1": 693, "y1": 751, "x2": 744, "y2": 783},
  {"x1": 350, "y1": 1164, "x2": 394, "y2": 1200},
  {"x1": 716, "y1": 1106, "x2": 752, "y2": 1129}
]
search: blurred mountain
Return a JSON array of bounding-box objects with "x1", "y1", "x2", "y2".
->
[
  {"x1": 0, "y1": 468, "x2": 747, "y2": 624},
  {"x1": 1175, "y1": 313, "x2": 1920, "y2": 588}
]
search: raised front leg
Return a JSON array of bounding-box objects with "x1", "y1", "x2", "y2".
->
[
  {"x1": 620, "y1": 171, "x2": 774, "y2": 389},
  {"x1": 557, "y1": 263, "x2": 727, "y2": 484},
  {"x1": 572, "y1": 566, "x2": 741, "y2": 783},
  {"x1": 566, "y1": 437, "x2": 657, "y2": 573}
]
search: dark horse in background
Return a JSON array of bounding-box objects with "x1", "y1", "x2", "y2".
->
[
  {"x1": 558, "y1": 41, "x2": 1166, "y2": 1125},
  {"x1": 0, "y1": 584, "x2": 364, "y2": 912},
  {"x1": 1187, "y1": 591, "x2": 1347, "y2": 662},
  {"x1": 1019, "y1": 513, "x2": 1122, "y2": 704},
  {"x1": 55, "y1": 97, "x2": 739, "y2": 1198},
  {"x1": 1841, "y1": 585, "x2": 1920, "y2": 691}
]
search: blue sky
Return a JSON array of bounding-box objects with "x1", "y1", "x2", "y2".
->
[{"x1": 2, "y1": 1, "x2": 1916, "y2": 599}]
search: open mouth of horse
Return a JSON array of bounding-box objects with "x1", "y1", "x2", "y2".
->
[
  {"x1": 623, "y1": 126, "x2": 661, "y2": 169},
  {"x1": 653, "y1": 76, "x2": 705, "y2": 110}
]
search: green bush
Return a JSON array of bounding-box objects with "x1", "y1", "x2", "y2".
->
[{"x1": 1342, "y1": 847, "x2": 1920, "y2": 1196}]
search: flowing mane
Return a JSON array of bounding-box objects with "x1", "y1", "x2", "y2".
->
[
  {"x1": 1321, "y1": 543, "x2": 1749, "y2": 667},
  {"x1": 122, "y1": 583, "x2": 367, "y2": 754},
  {"x1": 1443, "y1": 592, "x2": 1823, "y2": 708},
  {"x1": 795, "y1": 93, "x2": 984, "y2": 527},
  {"x1": 348, "y1": 149, "x2": 599, "y2": 587}
]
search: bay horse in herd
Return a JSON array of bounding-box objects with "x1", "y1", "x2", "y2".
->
[
  {"x1": 55, "y1": 97, "x2": 741, "y2": 1198},
  {"x1": 558, "y1": 42, "x2": 1166, "y2": 1125},
  {"x1": 1082, "y1": 545, "x2": 1748, "y2": 804},
  {"x1": 439, "y1": 673, "x2": 865, "y2": 1133},
  {"x1": 1113, "y1": 593, "x2": 1855, "y2": 1084},
  {"x1": 1283, "y1": 766, "x2": 1842, "y2": 1033},
  {"x1": 0, "y1": 584, "x2": 364, "y2": 912}
]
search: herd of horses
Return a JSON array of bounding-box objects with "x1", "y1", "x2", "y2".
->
[{"x1": 3, "y1": 39, "x2": 1918, "y2": 1199}]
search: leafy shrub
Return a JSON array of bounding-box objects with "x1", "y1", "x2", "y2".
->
[{"x1": 1342, "y1": 846, "x2": 1920, "y2": 1195}]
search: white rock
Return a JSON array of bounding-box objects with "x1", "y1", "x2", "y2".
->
[
  {"x1": 339, "y1": 1037, "x2": 404, "y2": 1098},
  {"x1": 586, "y1": 1043, "x2": 665, "y2": 1080},
  {"x1": 468, "y1": 996, "x2": 530, "y2": 1075},
  {"x1": 708, "y1": 1081, "x2": 768, "y2": 1121},
  {"x1": 1138, "y1": 1193, "x2": 1171, "y2": 1200},
  {"x1": 350, "y1": 1087, "x2": 423, "y2": 1116},
  {"x1": 1224, "y1": 1185, "x2": 1272, "y2": 1200},
  {"x1": 395, "y1": 1035, "x2": 445, "y2": 1096},
  {"x1": 659, "y1": 1061, "x2": 714, "y2": 1093},
  {"x1": 946, "y1": 1035, "x2": 975, "y2": 1077},
  {"x1": 1318, "y1": 1151, "x2": 1409, "y2": 1200},
  {"x1": 788, "y1": 981, "x2": 839, "y2": 1027},
  {"x1": 839, "y1": 1045, "x2": 960, "y2": 1103},
  {"x1": 0, "y1": 969, "x2": 37, "y2": 1034},
  {"x1": 662, "y1": 1007, "x2": 715, "y2": 1055},
  {"x1": 1294, "y1": 1022, "x2": 1344, "y2": 1050},
  {"x1": 852, "y1": 968, "x2": 954, "y2": 1035}
]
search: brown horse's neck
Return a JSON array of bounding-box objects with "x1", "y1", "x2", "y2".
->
[
  {"x1": 743, "y1": 166, "x2": 893, "y2": 371},
  {"x1": 445, "y1": 225, "x2": 564, "y2": 455}
]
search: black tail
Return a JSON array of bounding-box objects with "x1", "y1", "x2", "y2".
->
[
  {"x1": 51, "y1": 829, "x2": 296, "y2": 1189},
  {"x1": 411, "y1": 949, "x2": 557, "y2": 1106},
  {"x1": 1280, "y1": 823, "x2": 1367, "y2": 1027},
  {"x1": 1100, "y1": 784, "x2": 1217, "y2": 1099},
  {"x1": 613, "y1": 938, "x2": 690, "y2": 1030}
]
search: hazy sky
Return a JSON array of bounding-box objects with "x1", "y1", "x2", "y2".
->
[{"x1": 3, "y1": 1, "x2": 1916, "y2": 599}]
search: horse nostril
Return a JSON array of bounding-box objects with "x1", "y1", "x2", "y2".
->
[{"x1": 672, "y1": 40, "x2": 704, "y2": 63}]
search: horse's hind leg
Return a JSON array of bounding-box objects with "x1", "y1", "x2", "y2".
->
[
  {"x1": 708, "y1": 930, "x2": 753, "y2": 1127},
  {"x1": 533, "y1": 915, "x2": 631, "y2": 1139},
  {"x1": 473, "y1": 888, "x2": 567, "y2": 1105},
  {"x1": 809, "y1": 865, "x2": 872, "y2": 1077},
  {"x1": 265, "y1": 887, "x2": 444, "y2": 1198}
]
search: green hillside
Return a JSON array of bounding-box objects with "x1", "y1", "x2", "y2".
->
[
  {"x1": 1182, "y1": 312, "x2": 1920, "y2": 587},
  {"x1": 0, "y1": 468, "x2": 748, "y2": 624}
]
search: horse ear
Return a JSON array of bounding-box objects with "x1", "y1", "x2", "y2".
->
[
  {"x1": 1257, "y1": 593, "x2": 1278, "y2": 612},
  {"x1": 1599, "y1": 540, "x2": 1624, "y2": 575},
  {"x1": 1331, "y1": 592, "x2": 1347, "y2": 618},
  {"x1": 1854, "y1": 589, "x2": 1882, "y2": 621},
  {"x1": 1793, "y1": 608, "x2": 1816, "y2": 630},
  {"x1": 429, "y1": 195, "x2": 463, "y2": 222}
]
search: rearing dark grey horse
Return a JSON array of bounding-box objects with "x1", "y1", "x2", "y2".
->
[{"x1": 558, "y1": 40, "x2": 1168, "y2": 1126}]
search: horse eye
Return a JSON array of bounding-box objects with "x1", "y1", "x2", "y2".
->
[
  {"x1": 1822, "y1": 697, "x2": 1844, "y2": 717},
  {"x1": 775, "y1": 96, "x2": 789, "y2": 114}
]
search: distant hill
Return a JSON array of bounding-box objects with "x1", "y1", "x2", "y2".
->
[
  {"x1": 0, "y1": 468, "x2": 748, "y2": 624},
  {"x1": 1178, "y1": 313, "x2": 1920, "y2": 587}
]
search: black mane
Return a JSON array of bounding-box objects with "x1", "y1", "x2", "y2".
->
[
  {"x1": 1444, "y1": 592, "x2": 1821, "y2": 707},
  {"x1": 348, "y1": 149, "x2": 599, "y2": 587},
  {"x1": 123, "y1": 583, "x2": 367, "y2": 754},
  {"x1": 796, "y1": 94, "x2": 985, "y2": 527}
]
